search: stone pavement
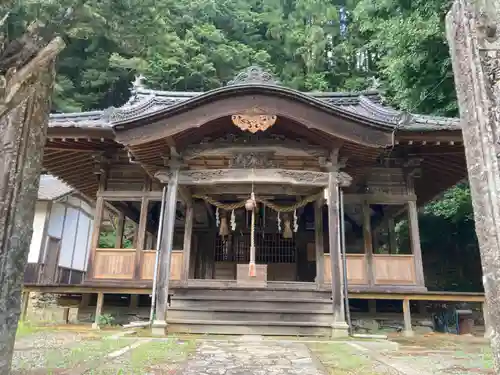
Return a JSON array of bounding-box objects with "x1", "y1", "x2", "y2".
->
[{"x1": 179, "y1": 336, "x2": 326, "y2": 375}]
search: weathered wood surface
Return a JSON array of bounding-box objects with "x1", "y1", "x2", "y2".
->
[
  {"x1": 155, "y1": 168, "x2": 352, "y2": 187},
  {"x1": 0, "y1": 34, "x2": 64, "y2": 373},
  {"x1": 446, "y1": 0, "x2": 500, "y2": 370}
]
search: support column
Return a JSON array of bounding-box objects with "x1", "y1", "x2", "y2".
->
[
  {"x1": 327, "y1": 171, "x2": 348, "y2": 337},
  {"x1": 388, "y1": 218, "x2": 397, "y2": 254},
  {"x1": 62, "y1": 308, "x2": 70, "y2": 324},
  {"x1": 408, "y1": 200, "x2": 425, "y2": 286},
  {"x1": 153, "y1": 166, "x2": 180, "y2": 335},
  {"x1": 92, "y1": 292, "x2": 104, "y2": 330},
  {"x1": 362, "y1": 201, "x2": 374, "y2": 286},
  {"x1": 314, "y1": 199, "x2": 324, "y2": 286},
  {"x1": 182, "y1": 203, "x2": 194, "y2": 282},
  {"x1": 134, "y1": 194, "x2": 149, "y2": 279},
  {"x1": 87, "y1": 195, "x2": 105, "y2": 279},
  {"x1": 115, "y1": 212, "x2": 125, "y2": 248},
  {"x1": 402, "y1": 298, "x2": 414, "y2": 337}
]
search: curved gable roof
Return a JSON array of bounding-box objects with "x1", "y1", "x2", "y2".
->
[{"x1": 48, "y1": 67, "x2": 460, "y2": 139}]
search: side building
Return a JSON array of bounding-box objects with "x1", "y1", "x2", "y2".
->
[{"x1": 24, "y1": 175, "x2": 94, "y2": 285}]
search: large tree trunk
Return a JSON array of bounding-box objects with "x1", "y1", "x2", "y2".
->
[
  {"x1": 446, "y1": 0, "x2": 500, "y2": 371},
  {"x1": 0, "y1": 36, "x2": 64, "y2": 373}
]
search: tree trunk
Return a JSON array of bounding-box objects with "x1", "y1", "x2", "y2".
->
[
  {"x1": 0, "y1": 50, "x2": 59, "y2": 374},
  {"x1": 446, "y1": 0, "x2": 500, "y2": 371}
]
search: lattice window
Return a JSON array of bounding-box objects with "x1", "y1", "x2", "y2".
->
[{"x1": 214, "y1": 232, "x2": 296, "y2": 263}]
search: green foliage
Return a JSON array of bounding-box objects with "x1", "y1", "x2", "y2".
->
[{"x1": 97, "y1": 313, "x2": 115, "y2": 326}]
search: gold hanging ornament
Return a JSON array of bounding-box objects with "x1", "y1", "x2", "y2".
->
[{"x1": 231, "y1": 107, "x2": 277, "y2": 133}]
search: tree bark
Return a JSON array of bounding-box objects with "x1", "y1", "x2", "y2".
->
[
  {"x1": 0, "y1": 37, "x2": 63, "y2": 373},
  {"x1": 446, "y1": 0, "x2": 500, "y2": 371}
]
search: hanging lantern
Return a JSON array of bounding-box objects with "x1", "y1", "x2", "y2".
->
[
  {"x1": 283, "y1": 216, "x2": 293, "y2": 239},
  {"x1": 219, "y1": 216, "x2": 229, "y2": 237}
]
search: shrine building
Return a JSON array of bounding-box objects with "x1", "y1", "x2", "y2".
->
[{"x1": 22, "y1": 67, "x2": 485, "y2": 337}]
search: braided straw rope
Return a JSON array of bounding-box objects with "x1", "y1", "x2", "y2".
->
[{"x1": 192, "y1": 191, "x2": 323, "y2": 213}]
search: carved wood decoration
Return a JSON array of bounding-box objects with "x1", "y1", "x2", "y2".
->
[
  {"x1": 231, "y1": 107, "x2": 277, "y2": 133},
  {"x1": 229, "y1": 152, "x2": 276, "y2": 168},
  {"x1": 155, "y1": 168, "x2": 352, "y2": 187},
  {"x1": 182, "y1": 133, "x2": 329, "y2": 159}
]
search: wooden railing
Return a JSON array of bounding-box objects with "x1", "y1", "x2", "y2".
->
[
  {"x1": 323, "y1": 253, "x2": 416, "y2": 286},
  {"x1": 92, "y1": 248, "x2": 183, "y2": 281}
]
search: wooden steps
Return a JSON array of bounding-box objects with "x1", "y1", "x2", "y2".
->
[{"x1": 166, "y1": 286, "x2": 334, "y2": 336}]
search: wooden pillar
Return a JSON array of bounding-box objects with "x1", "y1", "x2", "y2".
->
[
  {"x1": 134, "y1": 195, "x2": 149, "y2": 279},
  {"x1": 153, "y1": 166, "x2": 180, "y2": 334},
  {"x1": 87, "y1": 195, "x2": 105, "y2": 279},
  {"x1": 129, "y1": 294, "x2": 139, "y2": 308},
  {"x1": 315, "y1": 199, "x2": 325, "y2": 285},
  {"x1": 402, "y1": 298, "x2": 414, "y2": 337},
  {"x1": 62, "y1": 308, "x2": 70, "y2": 324},
  {"x1": 92, "y1": 292, "x2": 104, "y2": 330},
  {"x1": 408, "y1": 200, "x2": 425, "y2": 286},
  {"x1": 368, "y1": 300, "x2": 377, "y2": 314},
  {"x1": 115, "y1": 212, "x2": 125, "y2": 248},
  {"x1": 182, "y1": 203, "x2": 194, "y2": 282},
  {"x1": 388, "y1": 218, "x2": 397, "y2": 254},
  {"x1": 20, "y1": 291, "x2": 30, "y2": 322},
  {"x1": 362, "y1": 201, "x2": 374, "y2": 286},
  {"x1": 327, "y1": 171, "x2": 348, "y2": 337}
]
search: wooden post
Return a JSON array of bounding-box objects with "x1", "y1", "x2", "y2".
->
[
  {"x1": 402, "y1": 298, "x2": 414, "y2": 337},
  {"x1": 368, "y1": 300, "x2": 377, "y2": 314},
  {"x1": 62, "y1": 308, "x2": 70, "y2": 324},
  {"x1": 134, "y1": 195, "x2": 149, "y2": 279},
  {"x1": 182, "y1": 203, "x2": 194, "y2": 282},
  {"x1": 92, "y1": 292, "x2": 104, "y2": 330},
  {"x1": 362, "y1": 201, "x2": 374, "y2": 286},
  {"x1": 314, "y1": 199, "x2": 324, "y2": 286},
  {"x1": 129, "y1": 294, "x2": 139, "y2": 309},
  {"x1": 153, "y1": 166, "x2": 180, "y2": 335},
  {"x1": 115, "y1": 212, "x2": 125, "y2": 248},
  {"x1": 327, "y1": 170, "x2": 348, "y2": 337},
  {"x1": 388, "y1": 218, "x2": 397, "y2": 254},
  {"x1": 408, "y1": 200, "x2": 425, "y2": 286},
  {"x1": 20, "y1": 292, "x2": 30, "y2": 322},
  {"x1": 446, "y1": 2, "x2": 500, "y2": 368},
  {"x1": 87, "y1": 187, "x2": 105, "y2": 279}
]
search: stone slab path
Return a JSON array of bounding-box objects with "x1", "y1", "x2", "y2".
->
[{"x1": 179, "y1": 336, "x2": 326, "y2": 375}]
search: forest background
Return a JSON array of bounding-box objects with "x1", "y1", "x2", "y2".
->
[{"x1": 6, "y1": 0, "x2": 479, "y2": 291}]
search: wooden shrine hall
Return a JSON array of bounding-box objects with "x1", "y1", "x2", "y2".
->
[{"x1": 23, "y1": 67, "x2": 485, "y2": 337}]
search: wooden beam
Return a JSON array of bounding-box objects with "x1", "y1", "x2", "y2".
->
[
  {"x1": 156, "y1": 168, "x2": 352, "y2": 187},
  {"x1": 97, "y1": 190, "x2": 164, "y2": 200}
]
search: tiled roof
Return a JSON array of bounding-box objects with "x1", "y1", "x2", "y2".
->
[
  {"x1": 37, "y1": 175, "x2": 74, "y2": 200},
  {"x1": 48, "y1": 72, "x2": 460, "y2": 132}
]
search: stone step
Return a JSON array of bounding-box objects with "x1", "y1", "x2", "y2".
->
[
  {"x1": 167, "y1": 307, "x2": 334, "y2": 323},
  {"x1": 166, "y1": 319, "x2": 333, "y2": 336}
]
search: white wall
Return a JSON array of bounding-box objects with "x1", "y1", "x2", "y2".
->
[
  {"x1": 40, "y1": 196, "x2": 94, "y2": 272},
  {"x1": 59, "y1": 207, "x2": 79, "y2": 268},
  {"x1": 27, "y1": 201, "x2": 49, "y2": 263}
]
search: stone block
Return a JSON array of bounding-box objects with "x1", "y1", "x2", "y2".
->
[{"x1": 237, "y1": 264, "x2": 267, "y2": 287}]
